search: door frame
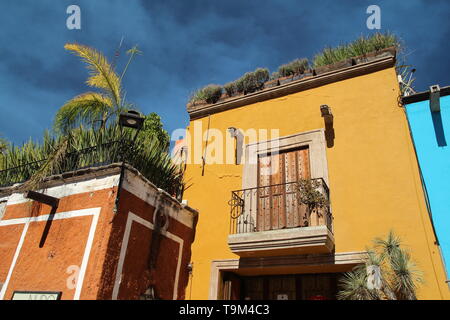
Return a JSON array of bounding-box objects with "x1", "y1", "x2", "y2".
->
[
  {"x1": 209, "y1": 251, "x2": 367, "y2": 300},
  {"x1": 243, "y1": 129, "x2": 329, "y2": 190},
  {"x1": 242, "y1": 129, "x2": 329, "y2": 229}
]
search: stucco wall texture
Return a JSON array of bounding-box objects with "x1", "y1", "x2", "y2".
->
[
  {"x1": 0, "y1": 168, "x2": 197, "y2": 300},
  {"x1": 183, "y1": 66, "x2": 450, "y2": 299}
]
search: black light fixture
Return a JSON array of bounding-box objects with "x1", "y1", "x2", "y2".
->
[
  {"x1": 320, "y1": 105, "x2": 335, "y2": 148},
  {"x1": 320, "y1": 105, "x2": 333, "y2": 124},
  {"x1": 119, "y1": 110, "x2": 145, "y2": 130}
]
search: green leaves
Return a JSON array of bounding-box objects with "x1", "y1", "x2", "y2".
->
[
  {"x1": 54, "y1": 92, "x2": 113, "y2": 134},
  {"x1": 0, "y1": 125, "x2": 184, "y2": 197},
  {"x1": 277, "y1": 58, "x2": 309, "y2": 77},
  {"x1": 54, "y1": 43, "x2": 141, "y2": 134},
  {"x1": 64, "y1": 43, "x2": 122, "y2": 107},
  {"x1": 337, "y1": 231, "x2": 423, "y2": 300},
  {"x1": 297, "y1": 178, "x2": 329, "y2": 209},
  {"x1": 189, "y1": 84, "x2": 223, "y2": 104}
]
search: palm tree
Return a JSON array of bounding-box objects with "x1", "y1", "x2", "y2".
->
[
  {"x1": 3, "y1": 43, "x2": 183, "y2": 195},
  {"x1": 337, "y1": 231, "x2": 423, "y2": 300},
  {"x1": 54, "y1": 43, "x2": 141, "y2": 134}
]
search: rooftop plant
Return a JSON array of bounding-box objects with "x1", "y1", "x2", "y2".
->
[
  {"x1": 0, "y1": 124, "x2": 184, "y2": 196},
  {"x1": 226, "y1": 67, "x2": 269, "y2": 97},
  {"x1": 313, "y1": 32, "x2": 400, "y2": 67},
  {"x1": 277, "y1": 58, "x2": 309, "y2": 77},
  {"x1": 189, "y1": 32, "x2": 405, "y2": 105},
  {"x1": 0, "y1": 136, "x2": 8, "y2": 154},
  {"x1": 189, "y1": 84, "x2": 223, "y2": 104},
  {"x1": 1, "y1": 43, "x2": 182, "y2": 197},
  {"x1": 54, "y1": 43, "x2": 142, "y2": 134}
]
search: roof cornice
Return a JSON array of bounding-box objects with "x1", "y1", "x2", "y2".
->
[{"x1": 187, "y1": 56, "x2": 396, "y2": 120}]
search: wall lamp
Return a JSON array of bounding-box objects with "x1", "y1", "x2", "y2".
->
[
  {"x1": 320, "y1": 105, "x2": 335, "y2": 148},
  {"x1": 228, "y1": 127, "x2": 243, "y2": 165},
  {"x1": 119, "y1": 110, "x2": 145, "y2": 130},
  {"x1": 320, "y1": 105, "x2": 333, "y2": 125}
]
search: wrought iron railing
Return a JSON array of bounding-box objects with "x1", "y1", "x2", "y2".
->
[
  {"x1": 0, "y1": 140, "x2": 129, "y2": 188},
  {"x1": 229, "y1": 178, "x2": 332, "y2": 235}
]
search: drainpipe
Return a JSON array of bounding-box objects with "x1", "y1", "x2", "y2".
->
[
  {"x1": 227, "y1": 127, "x2": 243, "y2": 165},
  {"x1": 113, "y1": 162, "x2": 126, "y2": 215},
  {"x1": 149, "y1": 192, "x2": 164, "y2": 269}
]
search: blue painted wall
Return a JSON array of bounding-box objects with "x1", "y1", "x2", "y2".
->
[{"x1": 406, "y1": 95, "x2": 450, "y2": 276}]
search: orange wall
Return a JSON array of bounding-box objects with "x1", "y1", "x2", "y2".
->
[{"x1": 0, "y1": 171, "x2": 197, "y2": 300}]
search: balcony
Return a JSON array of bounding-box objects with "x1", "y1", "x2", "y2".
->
[{"x1": 228, "y1": 179, "x2": 334, "y2": 257}]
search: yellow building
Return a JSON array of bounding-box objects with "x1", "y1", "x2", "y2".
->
[{"x1": 182, "y1": 52, "x2": 450, "y2": 300}]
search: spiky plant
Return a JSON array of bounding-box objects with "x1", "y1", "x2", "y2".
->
[
  {"x1": 0, "y1": 136, "x2": 8, "y2": 154},
  {"x1": 0, "y1": 125, "x2": 184, "y2": 196},
  {"x1": 337, "y1": 265, "x2": 381, "y2": 300},
  {"x1": 338, "y1": 231, "x2": 423, "y2": 300},
  {"x1": 54, "y1": 43, "x2": 140, "y2": 134}
]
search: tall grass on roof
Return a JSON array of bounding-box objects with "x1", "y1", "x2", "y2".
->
[{"x1": 313, "y1": 32, "x2": 400, "y2": 67}]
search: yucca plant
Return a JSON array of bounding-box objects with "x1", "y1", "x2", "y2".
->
[
  {"x1": 337, "y1": 231, "x2": 423, "y2": 300},
  {"x1": 54, "y1": 43, "x2": 141, "y2": 134}
]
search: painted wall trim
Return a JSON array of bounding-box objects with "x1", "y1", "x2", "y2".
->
[
  {"x1": 111, "y1": 211, "x2": 184, "y2": 300},
  {"x1": 0, "y1": 207, "x2": 101, "y2": 300},
  {"x1": 208, "y1": 251, "x2": 367, "y2": 299}
]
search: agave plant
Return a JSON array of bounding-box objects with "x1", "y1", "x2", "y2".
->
[
  {"x1": 0, "y1": 125, "x2": 184, "y2": 197},
  {"x1": 337, "y1": 231, "x2": 423, "y2": 300},
  {"x1": 0, "y1": 136, "x2": 8, "y2": 154},
  {"x1": 54, "y1": 43, "x2": 141, "y2": 134}
]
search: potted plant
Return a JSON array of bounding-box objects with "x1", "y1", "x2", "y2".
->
[{"x1": 297, "y1": 179, "x2": 329, "y2": 227}]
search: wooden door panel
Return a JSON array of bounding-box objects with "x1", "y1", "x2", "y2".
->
[{"x1": 257, "y1": 147, "x2": 310, "y2": 231}]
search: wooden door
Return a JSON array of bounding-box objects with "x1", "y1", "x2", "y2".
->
[{"x1": 257, "y1": 147, "x2": 310, "y2": 231}]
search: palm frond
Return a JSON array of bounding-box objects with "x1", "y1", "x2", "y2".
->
[
  {"x1": 64, "y1": 43, "x2": 122, "y2": 107},
  {"x1": 20, "y1": 135, "x2": 69, "y2": 191},
  {"x1": 54, "y1": 92, "x2": 113, "y2": 134}
]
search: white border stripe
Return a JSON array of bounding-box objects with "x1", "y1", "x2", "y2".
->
[
  {"x1": 0, "y1": 221, "x2": 30, "y2": 300},
  {"x1": 73, "y1": 209, "x2": 100, "y2": 299},
  {"x1": 111, "y1": 212, "x2": 184, "y2": 300},
  {"x1": 0, "y1": 208, "x2": 101, "y2": 300}
]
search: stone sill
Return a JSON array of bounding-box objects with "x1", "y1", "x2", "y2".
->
[{"x1": 228, "y1": 225, "x2": 335, "y2": 257}]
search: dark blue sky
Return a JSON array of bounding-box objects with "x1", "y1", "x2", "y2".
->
[{"x1": 1, "y1": 0, "x2": 449, "y2": 145}]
